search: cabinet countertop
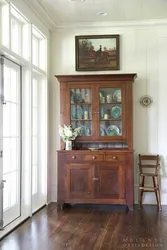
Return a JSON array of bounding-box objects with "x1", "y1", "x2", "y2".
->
[{"x1": 57, "y1": 149, "x2": 134, "y2": 153}]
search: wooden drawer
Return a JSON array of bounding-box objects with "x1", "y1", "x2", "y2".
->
[
  {"x1": 84, "y1": 154, "x2": 104, "y2": 161},
  {"x1": 105, "y1": 154, "x2": 126, "y2": 162},
  {"x1": 66, "y1": 154, "x2": 83, "y2": 162}
]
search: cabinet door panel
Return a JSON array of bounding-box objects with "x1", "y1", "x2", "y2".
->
[
  {"x1": 98, "y1": 83, "x2": 126, "y2": 140},
  {"x1": 65, "y1": 163, "x2": 94, "y2": 199},
  {"x1": 69, "y1": 85, "x2": 95, "y2": 140},
  {"x1": 95, "y1": 163, "x2": 125, "y2": 199}
]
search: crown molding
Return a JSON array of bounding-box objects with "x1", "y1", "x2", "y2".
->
[
  {"x1": 21, "y1": 0, "x2": 59, "y2": 31},
  {"x1": 9, "y1": 0, "x2": 167, "y2": 32},
  {"x1": 53, "y1": 19, "x2": 167, "y2": 31}
]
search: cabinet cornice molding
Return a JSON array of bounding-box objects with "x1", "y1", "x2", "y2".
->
[{"x1": 55, "y1": 74, "x2": 137, "y2": 83}]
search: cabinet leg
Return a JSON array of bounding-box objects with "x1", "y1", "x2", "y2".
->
[{"x1": 61, "y1": 203, "x2": 71, "y2": 210}]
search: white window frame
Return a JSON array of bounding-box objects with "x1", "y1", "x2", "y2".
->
[
  {"x1": 0, "y1": 0, "x2": 48, "y2": 239},
  {"x1": 32, "y1": 26, "x2": 47, "y2": 71},
  {"x1": 32, "y1": 34, "x2": 40, "y2": 67},
  {"x1": 11, "y1": 15, "x2": 22, "y2": 55}
]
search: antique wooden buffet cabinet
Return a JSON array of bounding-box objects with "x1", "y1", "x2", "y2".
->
[{"x1": 56, "y1": 74, "x2": 137, "y2": 210}]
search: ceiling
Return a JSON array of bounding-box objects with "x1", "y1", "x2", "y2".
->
[{"x1": 23, "y1": 0, "x2": 167, "y2": 31}]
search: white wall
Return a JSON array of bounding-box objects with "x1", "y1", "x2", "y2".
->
[{"x1": 50, "y1": 24, "x2": 167, "y2": 204}]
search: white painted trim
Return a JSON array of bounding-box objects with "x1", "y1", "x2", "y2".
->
[
  {"x1": 8, "y1": 0, "x2": 50, "y2": 36},
  {"x1": 52, "y1": 19, "x2": 167, "y2": 31},
  {"x1": 7, "y1": 0, "x2": 167, "y2": 31}
]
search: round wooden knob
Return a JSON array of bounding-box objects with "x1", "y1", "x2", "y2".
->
[
  {"x1": 112, "y1": 156, "x2": 117, "y2": 160},
  {"x1": 92, "y1": 156, "x2": 96, "y2": 160},
  {"x1": 72, "y1": 156, "x2": 76, "y2": 159}
]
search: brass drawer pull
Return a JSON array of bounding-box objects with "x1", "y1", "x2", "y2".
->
[
  {"x1": 112, "y1": 156, "x2": 117, "y2": 160},
  {"x1": 92, "y1": 156, "x2": 96, "y2": 160},
  {"x1": 72, "y1": 156, "x2": 76, "y2": 159}
]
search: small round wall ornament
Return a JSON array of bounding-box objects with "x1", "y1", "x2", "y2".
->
[{"x1": 139, "y1": 95, "x2": 153, "y2": 108}]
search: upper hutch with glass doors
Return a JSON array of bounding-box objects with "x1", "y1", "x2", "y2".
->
[{"x1": 56, "y1": 74, "x2": 136, "y2": 150}]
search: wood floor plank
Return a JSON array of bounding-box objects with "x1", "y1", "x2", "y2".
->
[{"x1": 0, "y1": 204, "x2": 167, "y2": 250}]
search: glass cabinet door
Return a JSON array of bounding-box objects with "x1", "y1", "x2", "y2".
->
[
  {"x1": 70, "y1": 88, "x2": 92, "y2": 137},
  {"x1": 99, "y1": 87, "x2": 122, "y2": 137}
]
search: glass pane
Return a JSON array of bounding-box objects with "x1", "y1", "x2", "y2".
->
[
  {"x1": 71, "y1": 88, "x2": 91, "y2": 104},
  {"x1": 33, "y1": 107, "x2": 37, "y2": 136},
  {"x1": 10, "y1": 171, "x2": 18, "y2": 206},
  {"x1": 11, "y1": 18, "x2": 20, "y2": 54},
  {"x1": 3, "y1": 138, "x2": 19, "y2": 173},
  {"x1": 22, "y1": 24, "x2": 30, "y2": 60},
  {"x1": 3, "y1": 104, "x2": 10, "y2": 136},
  {"x1": 4, "y1": 66, "x2": 19, "y2": 102},
  {"x1": 11, "y1": 103, "x2": 18, "y2": 136},
  {"x1": 32, "y1": 165, "x2": 37, "y2": 195},
  {"x1": 99, "y1": 88, "x2": 122, "y2": 137},
  {"x1": 100, "y1": 120, "x2": 122, "y2": 136},
  {"x1": 71, "y1": 121, "x2": 92, "y2": 136},
  {"x1": 33, "y1": 79, "x2": 38, "y2": 106},
  {"x1": 39, "y1": 39, "x2": 46, "y2": 71},
  {"x1": 70, "y1": 88, "x2": 92, "y2": 136},
  {"x1": 1, "y1": 3, "x2": 9, "y2": 48},
  {"x1": 32, "y1": 137, "x2": 37, "y2": 165},
  {"x1": 3, "y1": 103, "x2": 19, "y2": 137},
  {"x1": 4, "y1": 66, "x2": 10, "y2": 99},
  {"x1": 3, "y1": 171, "x2": 19, "y2": 209},
  {"x1": 10, "y1": 69, "x2": 18, "y2": 102},
  {"x1": 3, "y1": 138, "x2": 10, "y2": 174},
  {"x1": 3, "y1": 174, "x2": 10, "y2": 210},
  {"x1": 71, "y1": 104, "x2": 92, "y2": 120},
  {"x1": 32, "y1": 36, "x2": 38, "y2": 66},
  {"x1": 100, "y1": 88, "x2": 121, "y2": 103},
  {"x1": 10, "y1": 138, "x2": 19, "y2": 171}
]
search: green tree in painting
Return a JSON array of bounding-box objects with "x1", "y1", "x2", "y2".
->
[{"x1": 79, "y1": 39, "x2": 94, "y2": 56}]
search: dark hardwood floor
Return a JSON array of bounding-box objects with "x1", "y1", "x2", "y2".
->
[{"x1": 0, "y1": 203, "x2": 167, "y2": 250}]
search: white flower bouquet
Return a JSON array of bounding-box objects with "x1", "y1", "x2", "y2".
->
[{"x1": 59, "y1": 125, "x2": 81, "y2": 142}]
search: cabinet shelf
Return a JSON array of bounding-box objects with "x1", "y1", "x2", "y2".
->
[
  {"x1": 100, "y1": 102, "x2": 122, "y2": 105},
  {"x1": 71, "y1": 119, "x2": 92, "y2": 121},
  {"x1": 100, "y1": 118, "x2": 122, "y2": 121},
  {"x1": 71, "y1": 103, "x2": 92, "y2": 105}
]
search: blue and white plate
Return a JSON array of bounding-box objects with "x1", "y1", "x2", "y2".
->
[
  {"x1": 72, "y1": 92, "x2": 82, "y2": 103},
  {"x1": 80, "y1": 126, "x2": 91, "y2": 136},
  {"x1": 111, "y1": 106, "x2": 121, "y2": 118},
  {"x1": 106, "y1": 125, "x2": 120, "y2": 136}
]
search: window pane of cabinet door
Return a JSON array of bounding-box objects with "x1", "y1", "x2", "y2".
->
[
  {"x1": 70, "y1": 88, "x2": 92, "y2": 136},
  {"x1": 99, "y1": 87, "x2": 122, "y2": 137}
]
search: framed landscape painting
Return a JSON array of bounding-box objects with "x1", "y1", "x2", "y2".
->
[{"x1": 75, "y1": 34, "x2": 120, "y2": 71}]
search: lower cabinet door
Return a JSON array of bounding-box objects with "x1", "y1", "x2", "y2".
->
[
  {"x1": 94, "y1": 162, "x2": 125, "y2": 199},
  {"x1": 65, "y1": 163, "x2": 94, "y2": 199}
]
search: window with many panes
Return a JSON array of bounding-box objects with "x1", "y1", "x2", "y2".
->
[
  {"x1": 0, "y1": 0, "x2": 48, "y2": 234},
  {"x1": 11, "y1": 6, "x2": 30, "y2": 60},
  {"x1": 32, "y1": 26, "x2": 47, "y2": 71}
]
